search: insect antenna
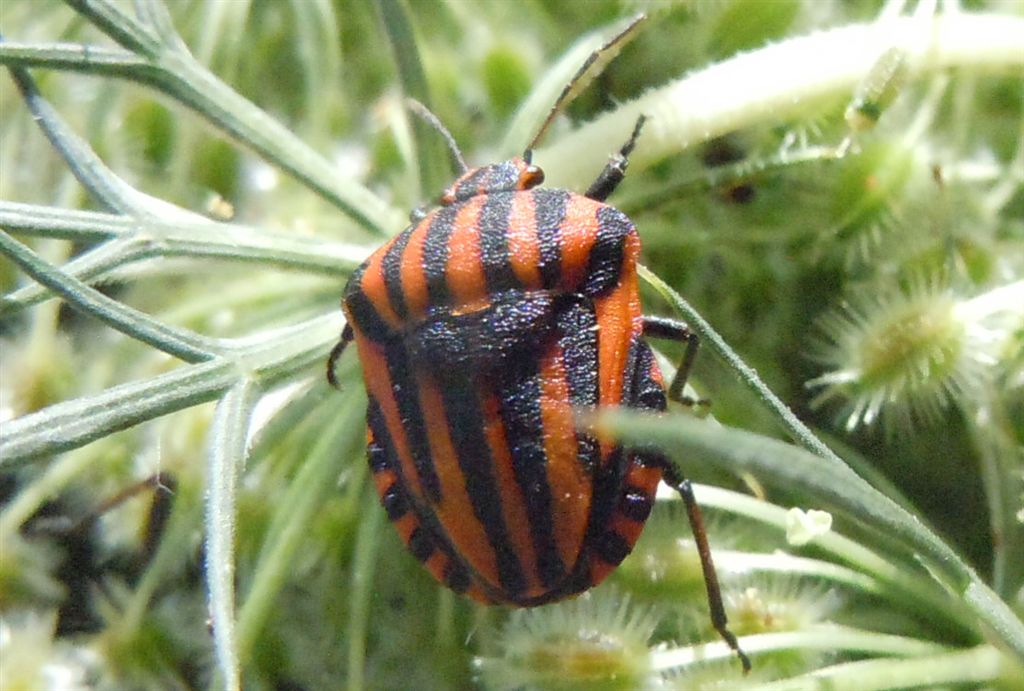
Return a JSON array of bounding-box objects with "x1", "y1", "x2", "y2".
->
[
  {"x1": 523, "y1": 13, "x2": 647, "y2": 156},
  {"x1": 405, "y1": 98, "x2": 468, "y2": 173}
]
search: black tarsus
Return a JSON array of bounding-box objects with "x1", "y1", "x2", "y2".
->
[
  {"x1": 326, "y1": 324, "x2": 354, "y2": 389},
  {"x1": 585, "y1": 115, "x2": 647, "y2": 202}
]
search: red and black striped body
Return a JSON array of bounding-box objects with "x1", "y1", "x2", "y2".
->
[{"x1": 341, "y1": 158, "x2": 668, "y2": 606}]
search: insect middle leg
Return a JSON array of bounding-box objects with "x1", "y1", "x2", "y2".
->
[{"x1": 642, "y1": 316, "x2": 700, "y2": 404}]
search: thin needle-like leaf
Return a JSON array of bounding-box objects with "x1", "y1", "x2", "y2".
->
[
  {"x1": 63, "y1": 0, "x2": 162, "y2": 57},
  {"x1": 0, "y1": 231, "x2": 219, "y2": 361},
  {"x1": 600, "y1": 409, "x2": 1024, "y2": 661},
  {"x1": 6, "y1": 61, "x2": 153, "y2": 214},
  {"x1": 236, "y1": 389, "x2": 365, "y2": 664},
  {"x1": 0, "y1": 358, "x2": 235, "y2": 466},
  {"x1": 0, "y1": 201, "x2": 134, "y2": 242},
  {"x1": 375, "y1": 0, "x2": 450, "y2": 198},
  {"x1": 206, "y1": 379, "x2": 259, "y2": 691},
  {"x1": 640, "y1": 264, "x2": 841, "y2": 463},
  {"x1": 0, "y1": 42, "x2": 151, "y2": 75}
]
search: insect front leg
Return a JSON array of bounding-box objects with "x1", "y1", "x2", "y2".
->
[
  {"x1": 642, "y1": 316, "x2": 700, "y2": 404},
  {"x1": 326, "y1": 324, "x2": 354, "y2": 389},
  {"x1": 585, "y1": 115, "x2": 647, "y2": 202}
]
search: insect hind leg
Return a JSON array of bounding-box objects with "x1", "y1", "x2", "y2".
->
[
  {"x1": 661, "y1": 468, "x2": 752, "y2": 674},
  {"x1": 632, "y1": 332, "x2": 751, "y2": 673},
  {"x1": 585, "y1": 115, "x2": 646, "y2": 202}
]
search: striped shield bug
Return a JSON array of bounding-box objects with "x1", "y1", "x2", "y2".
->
[{"x1": 328, "y1": 18, "x2": 750, "y2": 673}]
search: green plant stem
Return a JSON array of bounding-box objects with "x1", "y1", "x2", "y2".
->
[
  {"x1": 0, "y1": 230, "x2": 218, "y2": 361},
  {"x1": 640, "y1": 265, "x2": 840, "y2": 464},
  {"x1": 231, "y1": 313, "x2": 340, "y2": 385},
  {"x1": 689, "y1": 486, "x2": 942, "y2": 610},
  {"x1": 691, "y1": 487, "x2": 889, "y2": 581},
  {"x1": 347, "y1": 490, "x2": 385, "y2": 691},
  {"x1": 63, "y1": 0, "x2": 163, "y2": 56},
  {"x1": 205, "y1": 380, "x2": 259, "y2": 691},
  {"x1": 601, "y1": 410, "x2": 1024, "y2": 662},
  {"x1": 651, "y1": 625, "x2": 947, "y2": 671},
  {"x1": 5, "y1": 58, "x2": 152, "y2": 213},
  {"x1": 0, "y1": 312, "x2": 342, "y2": 466},
  {"x1": 0, "y1": 202, "x2": 369, "y2": 315},
  {"x1": 146, "y1": 50, "x2": 398, "y2": 236},
  {"x1": 235, "y1": 389, "x2": 365, "y2": 663},
  {"x1": 618, "y1": 145, "x2": 841, "y2": 216},
  {"x1": 246, "y1": 383, "x2": 335, "y2": 464},
  {"x1": 132, "y1": 0, "x2": 184, "y2": 49},
  {"x1": 707, "y1": 548, "x2": 882, "y2": 594},
  {"x1": 683, "y1": 485, "x2": 965, "y2": 643},
  {"x1": 0, "y1": 202, "x2": 131, "y2": 241},
  {"x1": 965, "y1": 392, "x2": 1024, "y2": 602},
  {"x1": 755, "y1": 643, "x2": 1016, "y2": 691},
  {"x1": 0, "y1": 359, "x2": 234, "y2": 466},
  {"x1": 375, "y1": 0, "x2": 449, "y2": 198},
  {"x1": 0, "y1": 42, "x2": 151, "y2": 76},
  {"x1": 1, "y1": 237, "x2": 144, "y2": 315}
]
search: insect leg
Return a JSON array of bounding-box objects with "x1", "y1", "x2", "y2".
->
[
  {"x1": 626, "y1": 338, "x2": 749, "y2": 672},
  {"x1": 585, "y1": 115, "x2": 646, "y2": 202},
  {"x1": 661, "y1": 466, "x2": 752, "y2": 673},
  {"x1": 642, "y1": 316, "x2": 699, "y2": 404},
  {"x1": 326, "y1": 324, "x2": 354, "y2": 389}
]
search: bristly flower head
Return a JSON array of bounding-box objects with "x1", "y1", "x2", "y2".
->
[
  {"x1": 807, "y1": 277, "x2": 1022, "y2": 433},
  {"x1": 474, "y1": 589, "x2": 658, "y2": 691}
]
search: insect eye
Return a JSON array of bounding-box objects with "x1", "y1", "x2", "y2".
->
[{"x1": 522, "y1": 165, "x2": 545, "y2": 189}]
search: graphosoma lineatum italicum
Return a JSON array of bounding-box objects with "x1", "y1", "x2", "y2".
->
[{"x1": 327, "y1": 17, "x2": 750, "y2": 673}]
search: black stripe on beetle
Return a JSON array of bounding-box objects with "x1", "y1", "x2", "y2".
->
[
  {"x1": 422, "y1": 204, "x2": 459, "y2": 306},
  {"x1": 440, "y1": 373, "x2": 529, "y2": 596},
  {"x1": 532, "y1": 189, "x2": 568, "y2": 290},
  {"x1": 496, "y1": 344, "x2": 566, "y2": 589},
  {"x1": 381, "y1": 482, "x2": 410, "y2": 522},
  {"x1": 443, "y1": 560, "x2": 472, "y2": 594},
  {"x1": 619, "y1": 486, "x2": 655, "y2": 522},
  {"x1": 344, "y1": 265, "x2": 392, "y2": 343},
  {"x1": 594, "y1": 529, "x2": 632, "y2": 567},
  {"x1": 408, "y1": 526, "x2": 437, "y2": 563},
  {"x1": 480, "y1": 191, "x2": 520, "y2": 294},
  {"x1": 553, "y1": 297, "x2": 601, "y2": 475},
  {"x1": 382, "y1": 228, "x2": 415, "y2": 320},
  {"x1": 366, "y1": 411, "x2": 391, "y2": 475},
  {"x1": 581, "y1": 206, "x2": 634, "y2": 297},
  {"x1": 382, "y1": 341, "x2": 443, "y2": 504}
]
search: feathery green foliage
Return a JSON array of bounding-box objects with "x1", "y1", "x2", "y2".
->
[{"x1": 1, "y1": 1, "x2": 1022, "y2": 689}]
